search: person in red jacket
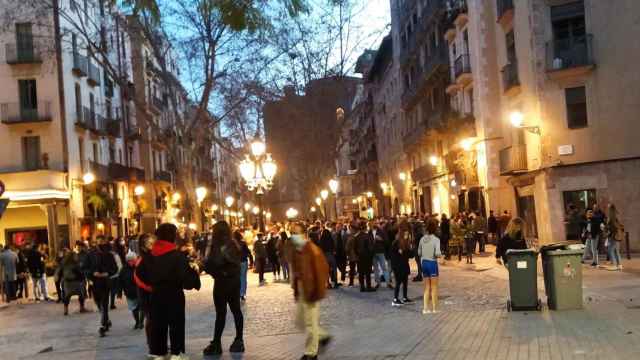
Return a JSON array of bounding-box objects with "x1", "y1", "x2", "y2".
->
[{"x1": 135, "y1": 223, "x2": 200, "y2": 360}]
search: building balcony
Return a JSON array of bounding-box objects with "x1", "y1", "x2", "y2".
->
[
  {"x1": 411, "y1": 163, "x2": 444, "y2": 183},
  {"x1": 546, "y1": 34, "x2": 595, "y2": 81},
  {"x1": 0, "y1": 169, "x2": 69, "y2": 202},
  {"x1": 87, "y1": 62, "x2": 101, "y2": 87},
  {"x1": 402, "y1": 121, "x2": 428, "y2": 153},
  {"x1": 454, "y1": 53, "x2": 472, "y2": 85},
  {"x1": 75, "y1": 106, "x2": 96, "y2": 130},
  {"x1": 108, "y1": 162, "x2": 145, "y2": 182},
  {"x1": 402, "y1": 46, "x2": 449, "y2": 109},
  {"x1": 5, "y1": 41, "x2": 43, "y2": 65},
  {"x1": 106, "y1": 118, "x2": 121, "y2": 137},
  {"x1": 499, "y1": 144, "x2": 528, "y2": 175},
  {"x1": 501, "y1": 61, "x2": 520, "y2": 95},
  {"x1": 153, "y1": 170, "x2": 172, "y2": 184},
  {"x1": 88, "y1": 161, "x2": 110, "y2": 183},
  {"x1": 149, "y1": 96, "x2": 165, "y2": 115},
  {"x1": 72, "y1": 52, "x2": 88, "y2": 77},
  {"x1": 497, "y1": 0, "x2": 514, "y2": 27},
  {"x1": 126, "y1": 125, "x2": 142, "y2": 140},
  {"x1": 1, "y1": 101, "x2": 52, "y2": 124},
  {"x1": 448, "y1": 0, "x2": 469, "y2": 27}
]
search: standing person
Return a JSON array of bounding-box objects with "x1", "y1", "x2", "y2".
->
[
  {"x1": 15, "y1": 247, "x2": 29, "y2": 300},
  {"x1": 59, "y1": 248, "x2": 87, "y2": 315},
  {"x1": 27, "y1": 244, "x2": 50, "y2": 301},
  {"x1": 411, "y1": 220, "x2": 424, "y2": 282},
  {"x1": 253, "y1": 233, "x2": 267, "y2": 285},
  {"x1": 136, "y1": 234, "x2": 155, "y2": 351},
  {"x1": 345, "y1": 222, "x2": 358, "y2": 287},
  {"x1": 203, "y1": 221, "x2": 245, "y2": 356},
  {"x1": 440, "y1": 214, "x2": 451, "y2": 261},
  {"x1": 319, "y1": 222, "x2": 338, "y2": 288},
  {"x1": 499, "y1": 211, "x2": 511, "y2": 239},
  {"x1": 473, "y1": 212, "x2": 488, "y2": 253},
  {"x1": 334, "y1": 223, "x2": 347, "y2": 284},
  {"x1": 0, "y1": 245, "x2": 18, "y2": 302},
  {"x1": 371, "y1": 223, "x2": 391, "y2": 289},
  {"x1": 238, "y1": 230, "x2": 253, "y2": 300},
  {"x1": 418, "y1": 220, "x2": 442, "y2": 314},
  {"x1": 54, "y1": 248, "x2": 65, "y2": 303},
  {"x1": 89, "y1": 236, "x2": 118, "y2": 337},
  {"x1": 495, "y1": 218, "x2": 528, "y2": 266},
  {"x1": 355, "y1": 221, "x2": 375, "y2": 292},
  {"x1": 119, "y1": 251, "x2": 143, "y2": 329},
  {"x1": 463, "y1": 216, "x2": 476, "y2": 264},
  {"x1": 289, "y1": 222, "x2": 332, "y2": 360},
  {"x1": 487, "y1": 211, "x2": 498, "y2": 245},
  {"x1": 591, "y1": 203, "x2": 606, "y2": 262},
  {"x1": 135, "y1": 223, "x2": 200, "y2": 360},
  {"x1": 606, "y1": 204, "x2": 624, "y2": 270},
  {"x1": 581, "y1": 209, "x2": 600, "y2": 267},
  {"x1": 267, "y1": 231, "x2": 281, "y2": 281},
  {"x1": 390, "y1": 221, "x2": 412, "y2": 307},
  {"x1": 278, "y1": 231, "x2": 290, "y2": 282}
]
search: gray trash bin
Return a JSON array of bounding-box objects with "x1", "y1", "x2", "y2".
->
[
  {"x1": 506, "y1": 249, "x2": 541, "y2": 311},
  {"x1": 541, "y1": 244, "x2": 584, "y2": 310}
]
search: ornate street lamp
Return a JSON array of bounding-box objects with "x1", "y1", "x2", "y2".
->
[
  {"x1": 133, "y1": 184, "x2": 145, "y2": 234},
  {"x1": 286, "y1": 207, "x2": 299, "y2": 220},
  {"x1": 320, "y1": 189, "x2": 329, "y2": 220},
  {"x1": 239, "y1": 139, "x2": 277, "y2": 232}
]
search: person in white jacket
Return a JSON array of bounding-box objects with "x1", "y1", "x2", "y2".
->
[{"x1": 418, "y1": 219, "x2": 442, "y2": 314}]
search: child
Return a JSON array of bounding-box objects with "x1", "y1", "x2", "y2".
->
[{"x1": 120, "y1": 250, "x2": 143, "y2": 329}]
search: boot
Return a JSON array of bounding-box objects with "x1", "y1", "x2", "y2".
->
[
  {"x1": 64, "y1": 304, "x2": 69, "y2": 316},
  {"x1": 203, "y1": 340, "x2": 222, "y2": 356},
  {"x1": 229, "y1": 338, "x2": 245, "y2": 353}
]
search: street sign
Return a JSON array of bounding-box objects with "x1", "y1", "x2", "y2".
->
[
  {"x1": 0, "y1": 199, "x2": 9, "y2": 220},
  {"x1": 0, "y1": 180, "x2": 4, "y2": 197}
]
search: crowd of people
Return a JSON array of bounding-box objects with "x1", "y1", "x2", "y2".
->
[{"x1": 0, "y1": 201, "x2": 628, "y2": 360}]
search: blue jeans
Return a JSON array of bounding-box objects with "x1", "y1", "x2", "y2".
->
[
  {"x1": 240, "y1": 261, "x2": 248, "y2": 297},
  {"x1": 373, "y1": 253, "x2": 389, "y2": 284},
  {"x1": 582, "y1": 234, "x2": 599, "y2": 265},
  {"x1": 608, "y1": 240, "x2": 622, "y2": 267}
]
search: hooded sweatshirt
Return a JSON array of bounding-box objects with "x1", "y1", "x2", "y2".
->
[{"x1": 134, "y1": 240, "x2": 199, "y2": 298}]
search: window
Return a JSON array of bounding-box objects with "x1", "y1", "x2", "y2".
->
[
  {"x1": 79, "y1": 138, "x2": 85, "y2": 172},
  {"x1": 18, "y1": 79, "x2": 38, "y2": 120},
  {"x1": 15, "y1": 23, "x2": 34, "y2": 57},
  {"x1": 506, "y1": 30, "x2": 517, "y2": 63},
  {"x1": 93, "y1": 142, "x2": 98, "y2": 163},
  {"x1": 89, "y1": 93, "x2": 95, "y2": 123},
  {"x1": 109, "y1": 143, "x2": 115, "y2": 163},
  {"x1": 22, "y1": 136, "x2": 40, "y2": 170},
  {"x1": 565, "y1": 86, "x2": 587, "y2": 128},
  {"x1": 75, "y1": 83, "x2": 81, "y2": 120}
]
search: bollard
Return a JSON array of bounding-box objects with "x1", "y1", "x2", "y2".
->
[{"x1": 626, "y1": 232, "x2": 631, "y2": 260}]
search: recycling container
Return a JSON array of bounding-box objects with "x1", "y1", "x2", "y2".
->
[
  {"x1": 541, "y1": 245, "x2": 584, "y2": 310},
  {"x1": 505, "y1": 249, "x2": 541, "y2": 311}
]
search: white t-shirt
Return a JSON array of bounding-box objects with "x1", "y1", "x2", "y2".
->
[{"x1": 418, "y1": 234, "x2": 442, "y2": 261}]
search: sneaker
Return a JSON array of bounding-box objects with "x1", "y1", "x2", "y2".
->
[
  {"x1": 392, "y1": 299, "x2": 403, "y2": 307},
  {"x1": 591, "y1": 263, "x2": 598, "y2": 267},
  {"x1": 402, "y1": 298, "x2": 414, "y2": 304},
  {"x1": 203, "y1": 341, "x2": 222, "y2": 356},
  {"x1": 240, "y1": 296, "x2": 246, "y2": 302},
  {"x1": 422, "y1": 309, "x2": 432, "y2": 315},
  {"x1": 99, "y1": 327, "x2": 107, "y2": 337},
  {"x1": 319, "y1": 335, "x2": 332, "y2": 349},
  {"x1": 147, "y1": 355, "x2": 165, "y2": 360},
  {"x1": 229, "y1": 338, "x2": 245, "y2": 353},
  {"x1": 299, "y1": 355, "x2": 318, "y2": 360},
  {"x1": 169, "y1": 354, "x2": 189, "y2": 360}
]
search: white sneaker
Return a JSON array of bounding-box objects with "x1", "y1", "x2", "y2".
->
[
  {"x1": 422, "y1": 309, "x2": 432, "y2": 315},
  {"x1": 146, "y1": 355, "x2": 165, "y2": 360},
  {"x1": 170, "y1": 354, "x2": 189, "y2": 360}
]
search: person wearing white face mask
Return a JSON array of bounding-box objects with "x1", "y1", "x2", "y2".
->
[{"x1": 289, "y1": 223, "x2": 332, "y2": 360}]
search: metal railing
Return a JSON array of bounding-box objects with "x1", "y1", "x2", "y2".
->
[
  {"x1": 454, "y1": 53, "x2": 471, "y2": 79},
  {"x1": 5, "y1": 41, "x2": 42, "y2": 64},
  {"x1": 499, "y1": 144, "x2": 527, "y2": 175},
  {"x1": 72, "y1": 52, "x2": 88, "y2": 76},
  {"x1": 501, "y1": 61, "x2": 520, "y2": 92},
  {"x1": 88, "y1": 62, "x2": 101, "y2": 86},
  {"x1": 497, "y1": 0, "x2": 514, "y2": 20},
  {"x1": 546, "y1": 34, "x2": 594, "y2": 71},
  {"x1": 76, "y1": 106, "x2": 95, "y2": 129},
  {"x1": 0, "y1": 101, "x2": 52, "y2": 123}
]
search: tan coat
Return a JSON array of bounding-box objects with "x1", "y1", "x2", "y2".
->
[{"x1": 290, "y1": 241, "x2": 329, "y2": 303}]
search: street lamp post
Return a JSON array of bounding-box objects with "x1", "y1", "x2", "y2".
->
[
  {"x1": 329, "y1": 179, "x2": 339, "y2": 220},
  {"x1": 239, "y1": 139, "x2": 277, "y2": 233},
  {"x1": 320, "y1": 189, "x2": 329, "y2": 221}
]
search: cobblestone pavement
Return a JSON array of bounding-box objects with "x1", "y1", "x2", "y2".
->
[{"x1": 1, "y1": 251, "x2": 640, "y2": 360}]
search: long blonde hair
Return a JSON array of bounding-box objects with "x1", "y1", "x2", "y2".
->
[{"x1": 506, "y1": 217, "x2": 525, "y2": 239}]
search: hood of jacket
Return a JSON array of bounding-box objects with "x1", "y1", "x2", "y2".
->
[{"x1": 151, "y1": 240, "x2": 176, "y2": 256}]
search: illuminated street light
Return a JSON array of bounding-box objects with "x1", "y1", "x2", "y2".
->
[
  {"x1": 352, "y1": 199, "x2": 358, "y2": 204},
  {"x1": 450, "y1": 179, "x2": 457, "y2": 187},
  {"x1": 82, "y1": 172, "x2": 95, "y2": 185},
  {"x1": 310, "y1": 206, "x2": 317, "y2": 212},
  {"x1": 366, "y1": 191, "x2": 373, "y2": 198},
  {"x1": 195, "y1": 186, "x2": 207, "y2": 203},
  {"x1": 328, "y1": 179, "x2": 339, "y2": 194},
  {"x1": 460, "y1": 138, "x2": 475, "y2": 151},
  {"x1": 429, "y1": 155, "x2": 439, "y2": 167},
  {"x1": 315, "y1": 197, "x2": 322, "y2": 206},
  {"x1": 244, "y1": 202, "x2": 251, "y2": 212},
  {"x1": 399, "y1": 172, "x2": 407, "y2": 181},
  {"x1": 251, "y1": 140, "x2": 266, "y2": 157},
  {"x1": 225, "y1": 196, "x2": 235, "y2": 208},
  {"x1": 211, "y1": 204, "x2": 218, "y2": 212},
  {"x1": 510, "y1": 111, "x2": 524, "y2": 128},
  {"x1": 286, "y1": 207, "x2": 299, "y2": 220},
  {"x1": 134, "y1": 185, "x2": 145, "y2": 196},
  {"x1": 320, "y1": 189, "x2": 329, "y2": 200},
  {"x1": 252, "y1": 206, "x2": 260, "y2": 215}
]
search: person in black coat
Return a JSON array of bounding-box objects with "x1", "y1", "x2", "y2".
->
[
  {"x1": 135, "y1": 223, "x2": 200, "y2": 358},
  {"x1": 119, "y1": 251, "x2": 142, "y2": 329},
  {"x1": 440, "y1": 214, "x2": 451, "y2": 260},
  {"x1": 495, "y1": 218, "x2": 528, "y2": 265},
  {"x1": 334, "y1": 223, "x2": 347, "y2": 283},
  {"x1": 487, "y1": 210, "x2": 498, "y2": 244},
  {"x1": 319, "y1": 223, "x2": 338, "y2": 288},
  {"x1": 88, "y1": 236, "x2": 118, "y2": 337},
  {"x1": 354, "y1": 221, "x2": 375, "y2": 292},
  {"x1": 390, "y1": 223, "x2": 412, "y2": 306},
  {"x1": 203, "y1": 221, "x2": 245, "y2": 356}
]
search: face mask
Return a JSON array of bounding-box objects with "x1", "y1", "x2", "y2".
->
[{"x1": 290, "y1": 234, "x2": 306, "y2": 249}]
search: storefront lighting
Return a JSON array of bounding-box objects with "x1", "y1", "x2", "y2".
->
[
  {"x1": 2, "y1": 189, "x2": 70, "y2": 201},
  {"x1": 211, "y1": 204, "x2": 218, "y2": 212},
  {"x1": 510, "y1": 111, "x2": 524, "y2": 128},
  {"x1": 366, "y1": 191, "x2": 373, "y2": 198},
  {"x1": 244, "y1": 202, "x2": 251, "y2": 211},
  {"x1": 311, "y1": 206, "x2": 317, "y2": 212},
  {"x1": 188, "y1": 223, "x2": 197, "y2": 230},
  {"x1": 460, "y1": 138, "x2": 475, "y2": 151},
  {"x1": 172, "y1": 192, "x2": 181, "y2": 202},
  {"x1": 450, "y1": 179, "x2": 457, "y2": 187}
]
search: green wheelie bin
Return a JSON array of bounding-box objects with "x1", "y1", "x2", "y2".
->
[
  {"x1": 541, "y1": 244, "x2": 584, "y2": 310},
  {"x1": 505, "y1": 249, "x2": 541, "y2": 311}
]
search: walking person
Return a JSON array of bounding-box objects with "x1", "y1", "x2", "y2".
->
[
  {"x1": 54, "y1": 248, "x2": 66, "y2": 303},
  {"x1": 390, "y1": 220, "x2": 412, "y2": 307},
  {"x1": 135, "y1": 223, "x2": 201, "y2": 360},
  {"x1": 606, "y1": 204, "x2": 624, "y2": 270},
  {"x1": 355, "y1": 221, "x2": 375, "y2": 292},
  {"x1": 473, "y1": 212, "x2": 488, "y2": 253},
  {"x1": 58, "y1": 248, "x2": 88, "y2": 315},
  {"x1": 289, "y1": 222, "x2": 332, "y2": 360},
  {"x1": 419, "y1": 220, "x2": 442, "y2": 314},
  {"x1": 253, "y1": 233, "x2": 267, "y2": 285},
  {"x1": 238, "y1": 230, "x2": 253, "y2": 300},
  {"x1": 495, "y1": 218, "x2": 528, "y2": 266},
  {"x1": 203, "y1": 221, "x2": 245, "y2": 356},
  {"x1": 89, "y1": 236, "x2": 118, "y2": 337},
  {"x1": 119, "y1": 250, "x2": 143, "y2": 329}
]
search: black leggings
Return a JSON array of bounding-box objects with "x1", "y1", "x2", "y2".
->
[
  {"x1": 270, "y1": 256, "x2": 281, "y2": 276},
  {"x1": 394, "y1": 274, "x2": 408, "y2": 300},
  {"x1": 213, "y1": 278, "x2": 244, "y2": 342}
]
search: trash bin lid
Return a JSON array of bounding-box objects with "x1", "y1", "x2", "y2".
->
[
  {"x1": 540, "y1": 242, "x2": 572, "y2": 253},
  {"x1": 506, "y1": 248, "x2": 538, "y2": 256},
  {"x1": 545, "y1": 248, "x2": 584, "y2": 256}
]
